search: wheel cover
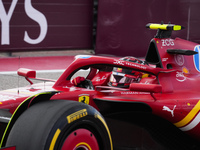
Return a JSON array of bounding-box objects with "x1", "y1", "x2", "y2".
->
[{"x1": 61, "y1": 128, "x2": 99, "y2": 150}]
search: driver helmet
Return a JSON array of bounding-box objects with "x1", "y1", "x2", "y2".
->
[{"x1": 108, "y1": 57, "x2": 144, "y2": 88}]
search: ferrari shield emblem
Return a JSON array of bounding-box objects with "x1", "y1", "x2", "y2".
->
[{"x1": 78, "y1": 94, "x2": 90, "y2": 104}]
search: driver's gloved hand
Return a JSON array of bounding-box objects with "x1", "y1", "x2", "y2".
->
[
  {"x1": 71, "y1": 76, "x2": 94, "y2": 90},
  {"x1": 71, "y1": 76, "x2": 86, "y2": 86}
]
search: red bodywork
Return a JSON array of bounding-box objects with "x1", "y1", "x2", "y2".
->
[{"x1": 1, "y1": 25, "x2": 200, "y2": 149}]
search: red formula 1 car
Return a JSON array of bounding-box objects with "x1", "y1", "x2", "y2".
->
[{"x1": 1, "y1": 23, "x2": 200, "y2": 150}]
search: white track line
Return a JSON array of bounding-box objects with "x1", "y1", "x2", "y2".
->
[{"x1": 0, "y1": 69, "x2": 65, "y2": 75}]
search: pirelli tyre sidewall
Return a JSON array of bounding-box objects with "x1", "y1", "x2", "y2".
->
[
  {"x1": 6, "y1": 100, "x2": 112, "y2": 150},
  {"x1": 45, "y1": 101, "x2": 112, "y2": 150}
]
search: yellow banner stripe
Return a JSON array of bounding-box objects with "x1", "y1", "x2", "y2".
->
[{"x1": 174, "y1": 100, "x2": 200, "y2": 127}]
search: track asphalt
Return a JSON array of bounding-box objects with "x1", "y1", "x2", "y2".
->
[{"x1": 0, "y1": 50, "x2": 93, "y2": 90}]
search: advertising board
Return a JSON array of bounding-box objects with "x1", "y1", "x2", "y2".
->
[{"x1": 0, "y1": 0, "x2": 93, "y2": 51}]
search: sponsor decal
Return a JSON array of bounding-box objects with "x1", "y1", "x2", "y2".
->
[
  {"x1": 95, "y1": 76, "x2": 107, "y2": 82},
  {"x1": 161, "y1": 39, "x2": 174, "y2": 47},
  {"x1": 163, "y1": 105, "x2": 176, "y2": 117},
  {"x1": 193, "y1": 45, "x2": 200, "y2": 72},
  {"x1": 113, "y1": 59, "x2": 124, "y2": 65},
  {"x1": 125, "y1": 62, "x2": 147, "y2": 69},
  {"x1": 162, "y1": 58, "x2": 168, "y2": 62},
  {"x1": 176, "y1": 71, "x2": 186, "y2": 82},
  {"x1": 78, "y1": 94, "x2": 90, "y2": 104},
  {"x1": 67, "y1": 109, "x2": 88, "y2": 124},
  {"x1": 182, "y1": 66, "x2": 189, "y2": 74},
  {"x1": 121, "y1": 91, "x2": 149, "y2": 95},
  {"x1": 114, "y1": 59, "x2": 146, "y2": 69},
  {"x1": 174, "y1": 100, "x2": 200, "y2": 131},
  {"x1": 174, "y1": 55, "x2": 184, "y2": 66}
]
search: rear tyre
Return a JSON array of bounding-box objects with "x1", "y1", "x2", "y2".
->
[{"x1": 6, "y1": 100, "x2": 112, "y2": 150}]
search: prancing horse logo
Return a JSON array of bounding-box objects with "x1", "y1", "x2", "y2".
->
[{"x1": 78, "y1": 94, "x2": 90, "y2": 104}]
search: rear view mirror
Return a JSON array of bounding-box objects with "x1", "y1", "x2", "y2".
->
[
  {"x1": 17, "y1": 68, "x2": 36, "y2": 84},
  {"x1": 17, "y1": 68, "x2": 36, "y2": 78},
  {"x1": 130, "y1": 83, "x2": 162, "y2": 93}
]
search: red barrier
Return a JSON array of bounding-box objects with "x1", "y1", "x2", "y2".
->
[
  {"x1": 0, "y1": 0, "x2": 93, "y2": 51},
  {"x1": 95, "y1": 0, "x2": 200, "y2": 57},
  {"x1": 1, "y1": 0, "x2": 200, "y2": 57}
]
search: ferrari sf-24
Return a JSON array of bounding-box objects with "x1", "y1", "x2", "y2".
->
[{"x1": 1, "y1": 23, "x2": 200, "y2": 150}]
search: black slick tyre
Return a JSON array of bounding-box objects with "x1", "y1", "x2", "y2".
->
[{"x1": 5, "y1": 100, "x2": 112, "y2": 150}]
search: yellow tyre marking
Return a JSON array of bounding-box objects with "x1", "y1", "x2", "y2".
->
[
  {"x1": 95, "y1": 114, "x2": 113, "y2": 150},
  {"x1": 49, "y1": 129, "x2": 61, "y2": 150},
  {"x1": 76, "y1": 142, "x2": 92, "y2": 150}
]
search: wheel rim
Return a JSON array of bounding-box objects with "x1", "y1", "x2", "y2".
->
[{"x1": 61, "y1": 128, "x2": 99, "y2": 150}]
